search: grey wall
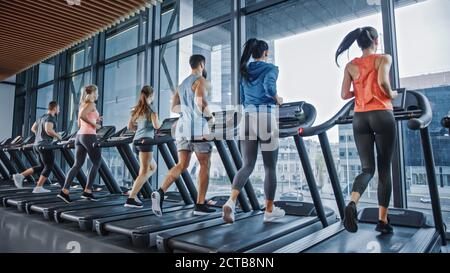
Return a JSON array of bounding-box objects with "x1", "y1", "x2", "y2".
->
[{"x1": 0, "y1": 83, "x2": 15, "y2": 139}]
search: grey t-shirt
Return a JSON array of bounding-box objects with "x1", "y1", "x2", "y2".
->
[{"x1": 35, "y1": 114, "x2": 57, "y2": 145}]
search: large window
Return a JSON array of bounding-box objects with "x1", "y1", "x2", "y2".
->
[
  {"x1": 245, "y1": 0, "x2": 384, "y2": 207},
  {"x1": 395, "y1": 0, "x2": 450, "y2": 213},
  {"x1": 158, "y1": 23, "x2": 232, "y2": 195},
  {"x1": 36, "y1": 85, "x2": 54, "y2": 118},
  {"x1": 67, "y1": 72, "x2": 91, "y2": 134},
  {"x1": 102, "y1": 53, "x2": 145, "y2": 187},
  {"x1": 161, "y1": 0, "x2": 231, "y2": 37},
  {"x1": 105, "y1": 24, "x2": 139, "y2": 59},
  {"x1": 38, "y1": 58, "x2": 55, "y2": 85},
  {"x1": 70, "y1": 43, "x2": 92, "y2": 72}
]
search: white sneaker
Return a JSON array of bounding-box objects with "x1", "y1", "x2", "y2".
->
[
  {"x1": 151, "y1": 191, "x2": 163, "y2": 217},
  {"x1": 222, "y1": 199, "x2": 236, "y2": 224},
  {"x1": 264, "y1": 206, "x2": 286, "y2": 223},
  {"x1": 32, "y1": 187, "x2": 51, "y2": 194},
  {"x1": 13, "y1": 174, "x2": 24, "y2": 188}
]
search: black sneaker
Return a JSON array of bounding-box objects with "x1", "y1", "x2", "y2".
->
[
  {"x1": 151, "y1": 189, "x2": 165, "y2": 217},
  {"x1": 343, "y1": 201, "x2": 358, "y2": 233},
  {"x1": 124, "y1": 198, "x2": 143, "y2": 209},
  {"x1": 81, "y1": 191, "x2": 98, "y2": 201},
  {"x1": 193, "y1": 203, "x2": 216, "y2": 216},
  {"x1": 57, "y1": 191, "x2": 71, "y2": 204},
  {"x1": 375, "y1": 218, "x2": 394, "y2": 234}
]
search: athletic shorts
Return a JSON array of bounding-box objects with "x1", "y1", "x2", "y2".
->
[{"x1": 176, "y1": 138, "x2": 212, "y2": 154}]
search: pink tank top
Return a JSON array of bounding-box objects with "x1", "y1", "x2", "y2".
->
[{"x1": 78, "y1": 110, "x2": 99, "y2": 135}]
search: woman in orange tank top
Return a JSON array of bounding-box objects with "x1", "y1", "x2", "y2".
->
[{"x1": 336, "y1": 27, "x2": 398, "y2": 235}]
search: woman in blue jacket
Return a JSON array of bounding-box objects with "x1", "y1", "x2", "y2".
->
[{"x1": 222, "y1": 38, "x2": 284, "y2": 224}]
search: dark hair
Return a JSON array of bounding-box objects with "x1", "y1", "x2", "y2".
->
[
  {"x1": 189, "y1": 54, "x2": 206, "y2": 69},
  {"x1": 131, "y1": 85, "x2": 154, "y2": 121},
  {"x1": 240, "y1": 38, "x2": 269, "y2": 80},
  {"x1": 335, "y1": 27, "x2": 379, "y2": 67},
  {"x1": 48, "y1": 101, "x2": 58, "y2": 110}
]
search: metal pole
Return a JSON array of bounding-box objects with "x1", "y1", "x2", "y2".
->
[
  {"x1": 420, "y1": 128, "x2": 447, "y2": 245},
  {"x1": 319, "y1": 132, "x2": 345, "y2": 219},
  {"x1": 294, "y1": 135, "x2": 328, "y2": 227}
]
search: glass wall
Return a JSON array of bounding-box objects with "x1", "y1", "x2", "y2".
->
[
  {"x1": 70, "y1": 43, "x2": 92, "y2": 72},
  {"x1": 394, "y1": 0, "x2": 450, "y2": 213},
  {"x1": 161, "y1": 0, "x2": 231, "y2": 37},
  {"x1": 105, "y1": 24, "x2": 139, "y2": 59},
  {"x1": 102, "y1": 53, "x2": 145, "y2": 187},
  {"x1": 67, "y1": 72, "x2": 91, "y2": 134},
  {"x1": 158, "y1": 23, "x2": 232, "y2": 196},
  {"x1": 245, "y1": 0, "x2": 384, "y2": 206},
  {"x1": 38, "y1": 58, "x2": 55, "y2": 85},
  {"x1": 12, "y1": 1, "x2": 450, "y2": 217},
  {"x1": 36, "y1": 85, "x2": 54, "y2": 118}
]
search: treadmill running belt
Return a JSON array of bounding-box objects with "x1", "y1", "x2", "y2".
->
[
  {"x1": 169, "y1": 214, "x2": 322, "y2": 253},
  {"x1": 304, "y1": 223, "x2": 419, "y2": 253}
]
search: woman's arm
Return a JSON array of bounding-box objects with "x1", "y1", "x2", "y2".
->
[
  {"x1": 78, "y1": 103, "x2": 97, "y2": 129},
  {"x1": 377, "y1": 54, "x2": 396, "y2": 99},
  {"x1": 341, "y1": 63, "x2": 354, "y2": 100},
  {"x1": 263, "y1": 66, "x2": 279, "y2": 99},
  {"x1": 151, "y1": 112, "x2": 161, "y2": 130}
]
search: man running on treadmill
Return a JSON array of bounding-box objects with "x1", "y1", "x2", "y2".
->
[
  {"x1": 151, "y1": 54, "x2": 215, "y2": 216},
  {"x1": 13, "y1": 101, "x2": 62, "y2": 192}
]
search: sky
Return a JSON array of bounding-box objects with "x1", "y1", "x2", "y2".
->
[{"x1": 274, "y1": 0, "x2": 450, "y2": 143}]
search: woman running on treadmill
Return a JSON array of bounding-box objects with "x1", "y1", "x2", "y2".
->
[
  {"x1": 222, "y1": 38, "x2": 285, "y2": 224},
  {"x1": 57, "y1": 85, "x2": 103, "y2": 203},
  {"x1": 124, "y1": 85, "x2": 160, "y2": 208},
  {"x1": 336, "y1": 27, "x2": 398, "y2": 234},
  {"x1": 13, "y1": 101, "x2": 62, "y2": 193}
]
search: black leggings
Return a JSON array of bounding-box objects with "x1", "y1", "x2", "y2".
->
[
  {"x1": 63, "y1": 134, "x2": 101, "y2": 191},
  {"x1": 32, "y1": 146, "x2": 54, "y2": 178},
  {"x1": 352, "y1": 110, "x2": 396, "y2": 208}
]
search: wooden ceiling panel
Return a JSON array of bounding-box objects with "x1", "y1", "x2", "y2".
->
[{"x1": 0, "y1": 0, "x2": 161, "y2": 81}]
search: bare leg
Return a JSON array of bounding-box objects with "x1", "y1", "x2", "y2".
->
[
  {"x1": 195, "y1": 152, "x2": 211, "y2": 205},
  {"x1": 160, "y1": 151, "x2": 191, "y2": 193},
  {"x1": 129, "y1": 152, "x2": 156, "y2": 199}
]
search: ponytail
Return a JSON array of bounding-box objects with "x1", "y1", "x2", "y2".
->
[
  {"x1": 131, "y1": 85, "x2": 154, "y2": 121},
  {"x1": 240, "y1": 38, "x2": 269, "y2": 80},
  {"x1": 335, "y1": 26, "x2": 379, "y2": 67},
  {"x1": 80, "y1": 84, "x2": 98, "y2": 105}
]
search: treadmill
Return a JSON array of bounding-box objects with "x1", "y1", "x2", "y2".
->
[
  {"x1": 274, "y1": 89, "x2": 447, "y2": 253},
  {"x1": 89, "y1": 114, "x2": 261, "y2": 248},
  {"x1": 54, "y1": 125, "x2": 187, "y2": 231},
  {"x1": 0, "y1": 139, "x2": 11, "y2": 182},
  {"x1": 155, "y1": 102, "x2": 339, "y2": 253},
  {"x1": 13, "y1": 126, "x2": 120, "y2": 220},
  {"x1": 1, "y1": 131, "x2": 98, "y2": 212},
  {"x1": 0, "y1": 138, "x2": 18, "y2": 181}
]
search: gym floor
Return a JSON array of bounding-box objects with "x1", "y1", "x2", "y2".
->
[
  {"x1": 0, "y1": 204, "x2": 449, "y2": 253},
  {"x1": 0, "y1": 208, "x2": 155, "y2": 253}
]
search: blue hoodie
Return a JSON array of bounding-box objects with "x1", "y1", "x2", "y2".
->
[{"x1": 240, "y1": 61, "x2": 279, "y2": 110}]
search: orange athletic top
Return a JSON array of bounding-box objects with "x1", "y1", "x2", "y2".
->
[
  {"x1": 78, "y1": 110, "x2": 99, "y2": 135},
  {"x1": 351, "y1": 54, "x2": 393, "y2": 113}
]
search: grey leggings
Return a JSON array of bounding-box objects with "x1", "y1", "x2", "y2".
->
[
  {"x1": 232, "y1": 112, "x2": 279, "y2": 201},
  {"x1": 352, "y1": 110, "x2": 396, "y2": 208},
  {"x1": 63, "y1": 134, "x2": 101, "y2": 191}
]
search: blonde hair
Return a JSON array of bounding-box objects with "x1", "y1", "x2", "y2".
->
[{"x1": 80, "y1": 84, "x2": 98, "y2": 105}]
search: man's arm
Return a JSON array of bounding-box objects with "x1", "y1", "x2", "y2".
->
[
  {"x1": 171, "y1": 90, "x2": 181, "y2": 114},
  {"x1": 44, "y1": 122, "x2": 61, "y2": 140},
  {"x1": 30, "y1": 122, "x2": 37, "y2": 134},
  {"x1": 194, "y1": 78, "x2": 213, "y2": 120}
]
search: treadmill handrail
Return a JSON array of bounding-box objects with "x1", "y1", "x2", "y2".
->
[
  {"x1": 300, "y1": 100, "x2": 354, "y2": 137},
  {"x1": 407, "y1": 90, "x2": 432, "y2": 130}
]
